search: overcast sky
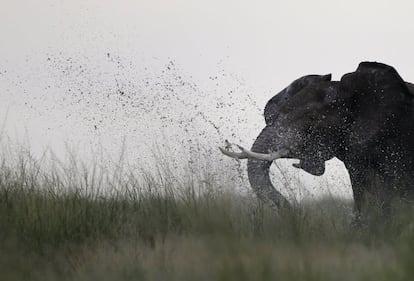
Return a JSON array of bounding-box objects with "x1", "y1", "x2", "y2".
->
[
  {"x1": 2, "y1": 0, "x2": 414, "y2": 84},
  {"x1": 0, "y1": 0, "x2": 413, "y2": 199}
]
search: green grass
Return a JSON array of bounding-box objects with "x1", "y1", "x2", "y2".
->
[{"x1": 1, "y1": 148, "x2": 414, "y2": 281}]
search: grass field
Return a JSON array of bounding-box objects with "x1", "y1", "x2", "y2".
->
[{"x1": 1, "y1": 147, "x2": 414, "y2": 281}]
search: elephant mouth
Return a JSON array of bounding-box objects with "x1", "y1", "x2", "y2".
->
[{"x1": 292, "y1": 159, "x2": 326, "y2": 176}]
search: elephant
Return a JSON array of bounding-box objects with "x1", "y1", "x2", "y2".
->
[{"x1": 220, "y1": 62, "x2": 414, "y2": 216}]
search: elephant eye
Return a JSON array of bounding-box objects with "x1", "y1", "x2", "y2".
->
[{"x1": 308, "y1": 113, "x2": 317, "y2": 121}]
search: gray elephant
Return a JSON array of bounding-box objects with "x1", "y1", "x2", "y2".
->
[{"x1": 220, "y1": 62, "x2": 414, "y2": 216}]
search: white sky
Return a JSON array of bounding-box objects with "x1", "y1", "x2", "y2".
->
[
  {"x1": 2, "y1": 0, "x2": 414, "y2": 83},
  {"x1": 0, "y1": 0, "x2": 413, "y2": 199}
]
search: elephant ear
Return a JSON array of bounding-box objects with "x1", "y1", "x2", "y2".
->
[
  {"x1": 340, "y1": 61, "x2": 412, "y2": 147},
  {"x1": 264, "y1": 74, "x2": 331, "y2": 125}
]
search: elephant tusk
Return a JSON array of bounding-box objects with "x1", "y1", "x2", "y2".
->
[
  {"x1": 219, "y1": 141, "x2": 289, "y2": 161},
  {"x1": 243, "y1": 147, "x2": 289, "y2": 161}
]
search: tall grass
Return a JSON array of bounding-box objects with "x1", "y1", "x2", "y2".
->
[{"x1": 1, "y1": 144, "x2": 414, "y2": 281}]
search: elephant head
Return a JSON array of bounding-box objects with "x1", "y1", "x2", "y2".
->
[
  {"x1": 220, "y1": 62, "x2": 414, "y2": 211},
  {"x1": 264, "y1": 73, "x2": 333, "y2": 176},
  {"x1": 220, "y1": 73, "x2": 347, "y2": 207}
]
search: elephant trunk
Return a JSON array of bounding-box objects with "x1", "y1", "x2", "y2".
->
[{"x1": 247, "y1": 126, "x2": 291, "y2": 209}]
